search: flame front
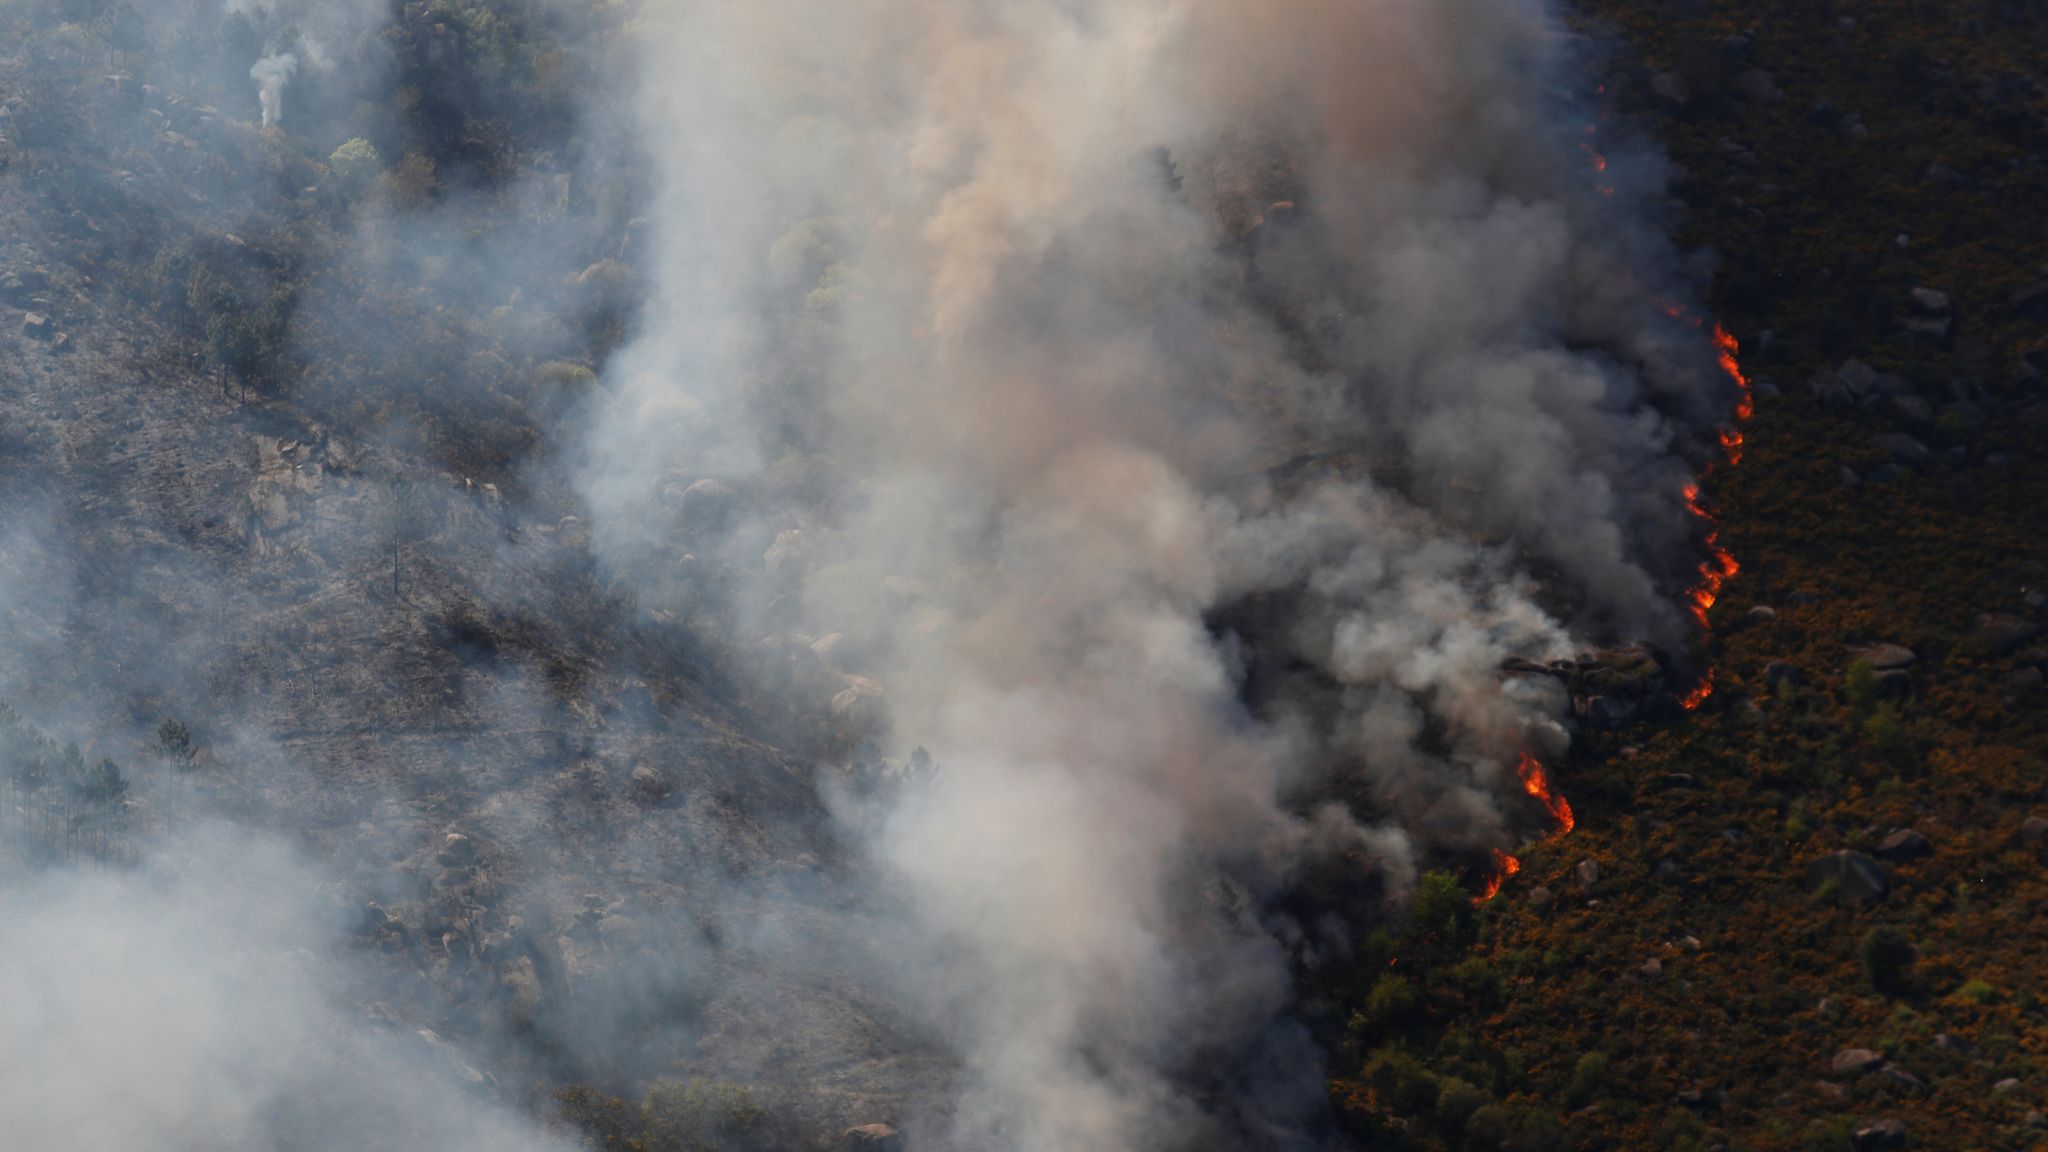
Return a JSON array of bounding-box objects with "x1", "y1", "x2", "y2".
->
[
  {"x1": 1515, "y1": 752, "x2": 1575, "y2": 835},
  {"x1": 1476, "y1": 755, "x2": 1570, "y2": 902},
  {"x1": 1676, "y1": 323, "x2": 1752, "y2": 711},
  {"x1": 1475, "y1": 849, "x2": 1521, "y2": 904}
]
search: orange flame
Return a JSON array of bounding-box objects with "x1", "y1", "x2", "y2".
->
[
  {"x1": 1679, "y1": 484, "x2": 1740, "y2": 627},
  {"x1": 1475, "y1": 849, "x2": 1522, "y2": 903},
  {"x1": 1719, "y1": 426, "x2": 1744, "y2": 466},
  {"x1": 1713, "y1": 324, "x2": 1754, "y2": 420},
  {"x1": 1516, "y1": 753, "x2": 1575, "y2": 835},
  {"x1": 1680, "y1": 666, "x2": 1716, "y2": 712}
]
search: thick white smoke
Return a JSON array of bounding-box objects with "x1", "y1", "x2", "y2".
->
[
  {"x1": 0, "y1": 825, "x2": 573, "y2": 1152},
  {"x1": 569, "y1": 0, "x2": 1736, "y2": 1147},
  {"x1": 251, "y1": 52, "x2": 298, "y2": 127}
]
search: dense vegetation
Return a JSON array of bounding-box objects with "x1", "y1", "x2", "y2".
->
[{"x1": 1323, "y1": 3, "x2": 2048, "y2": 1149}]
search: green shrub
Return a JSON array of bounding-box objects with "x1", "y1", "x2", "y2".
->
[
  {"x1": 1435, "y1": 1078, "x2": 1490, "y2": 1137},
  {"x1": 1843, "y1": 659, "x2": 1878, "y2": 707},
  {"x1": 328, "y1": 138, "x2": 382, "y2": 200},
  {"x1": 1365, "y1": 972, "x2": 1423, "y2": 1030},
  {"x1": 1364, "y1": 1048, "x2": 1439, "y2": 1115},
  {"x1": 1563, "y1": 1051, "x2": 1609, "y2": 1110},
  {"x1": 1409, "y1": 869, "x2": 1478, "y2": 952},
  {"x1": 1952, "y1": 978, "x2": 1998, "y2": 1004}
]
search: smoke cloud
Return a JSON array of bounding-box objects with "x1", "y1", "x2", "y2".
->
[
  {"x1": 251, "y1": 51, "x2": 297, "y2": 127},
  {"x1": 576, "y1": 0, "x2": 1735, "y2": 1147},
  {"x1": 0, "y1": 823, "x2": 572, "y2": 1152}
]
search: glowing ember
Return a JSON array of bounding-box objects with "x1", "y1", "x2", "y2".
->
[
  {"x1": 1515, "y1": 753, "x2": 1575, "y2": 835},
  {"x1": 1680, "y1": 666, "x2": 1716, "y2": 712},
  {"x1": 1474, "y1": 849, "x2": 1521, "y2": 903},
  {"x1": 1719, "y1": 426, "x2": 1744, "y2": 466}
]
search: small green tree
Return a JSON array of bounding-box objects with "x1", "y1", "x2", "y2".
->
[
  {"x1": 1563, "y1": 1051, "x2": 1609, "y2": 1110},
  {"x1": 1408, "y1": 869, "x2": 1479, "y2": 953},
  {"x1": 1858, "y1": 926, "x2": 1916, "y2": 997},
  {"x1": 1843, "y1": 659, "x2": 1878, "y2": 708},
  {"x1": 328, "y1": 138, "x2": 382, "y2": 200},
  {"x1": 155, "y1": 719, "x2": 197, "y2": 768}
]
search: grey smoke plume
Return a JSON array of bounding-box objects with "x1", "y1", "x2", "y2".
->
[
  {"x1": 577, "y1": 0, "x2": 1734, "y2": 1147},
  {"x1": 0, "y1": 824, "x2": 572, "y2": 1152},
  {"x1": 251, "y1": 52, "x2": 297, "y2": 127}
]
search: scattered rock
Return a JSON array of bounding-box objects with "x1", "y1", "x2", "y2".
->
[
  {"x1": 1805, "y1": 850, "x2": 1889, "y2": 904},
  {"x1": 1764, "y1": 661, "x2": 1806, "y2": 689},
  {"x1": 1641, "y1": 957, "x2": 1664, "y2": 979},
  {"x1": 1745, "y1": 605, "x2": 1778, "y2": 625},
  {"x1": 1873, "y1": 433, "x2": 1931, "y2": 464},
  {"x1": 1876, "y1": 829, "x2": 1932, "y2": 862},
  {"x1": 1653, "y1": 859, "x2": 1681, "y2": 882},
  {"x1": 843, "y1": 1125, "x2": 903, "y2": 1152},
  {"x1": 1735, "y1": 68, "x2": 1784, "y2": 102},
  {"x1": 2022, "y1": 816, "x2": 2048, "y2": 841},
  {"x1": 1932, "y1": 1033, "x2": 1972, "y2": 1056},
  {"x1": 1576, "y1": 694, "x2": 1637, "y2": 728},
  {"x1": 501, "y1": 956, "x2": 543, "y2": 1029},
  {"x1": 1575, "y1": 859, "x2": 1600, "y2": 888},
  {"x1": 1973, "y1": 613, "x2": 2041, "y2": 655},
  {"x1": 674, "y1": 477, "x2": 736, "y2": 528},
  {"x1": 597, "y1": 913, "x2": 644, "y2": 953},
  {"x1": 1649, "y1": 71, "x2": 1690, "y2": 108},
  {"x1": 2028, "y1": 1111, "x2": 2048, "y2": 1130},
  {"x1": 1889, "y1": 395, "x2": 1932, "y2": 424},
  {"x1": 1852, "y1": 1118, "x2": 1907, "y2": 1151},
  {"x1": 1854, "y1": 645, "x2": 1917, "y2": 672},
  {"x1": 1878, "y1": 1066, "x2": 1928, "y2": 1093},
  {"x1": 22, "y1": 311, "x2": 54, "y2": 339},
  {"x1": 629, "y1": 763, "x2": 672, "y2": 805},
  {"x1": 1527, "y1": 886, "x2": 1553, "y2": 907},
  {"x1": 1833, "y1": 1048, "x2": 1886, "y2": 1075},
  {"x1": 763, "y1": 529, "x2": 810, "y2": 584},
  {"x1": 438, "y1": 832, "x2": 477, "y2": 867},
  {"x1": 1909, "y1": 287, "x2": 1952, "y2": 316},
  {"x1": 1993, "y1": 1078, "x2": 2022, "y2": 1095}
]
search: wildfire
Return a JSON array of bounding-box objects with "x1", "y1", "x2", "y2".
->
[
  {"x1": 1475, "y1": 755, "x2": 1571, "y2": 903},
  {"x1": 1719, "y1": 426, "x2": 1744, "y2": 466},
  {"x1": 1515, "y1": 752, "x2": 1575, "y2": 835},
  {"x1": 1475, "y1": 849, "x2": 1521, "y2": 903},
  {"x1": 1713, "y1": 324, "x2": 1754, "y2": 421},
  {"x1": 1674, "y1": 322, "x2": 1753, "y2": 700},
  {"x1": 1680, "y1": 666, "x2": 1716, "y2": 712}
]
